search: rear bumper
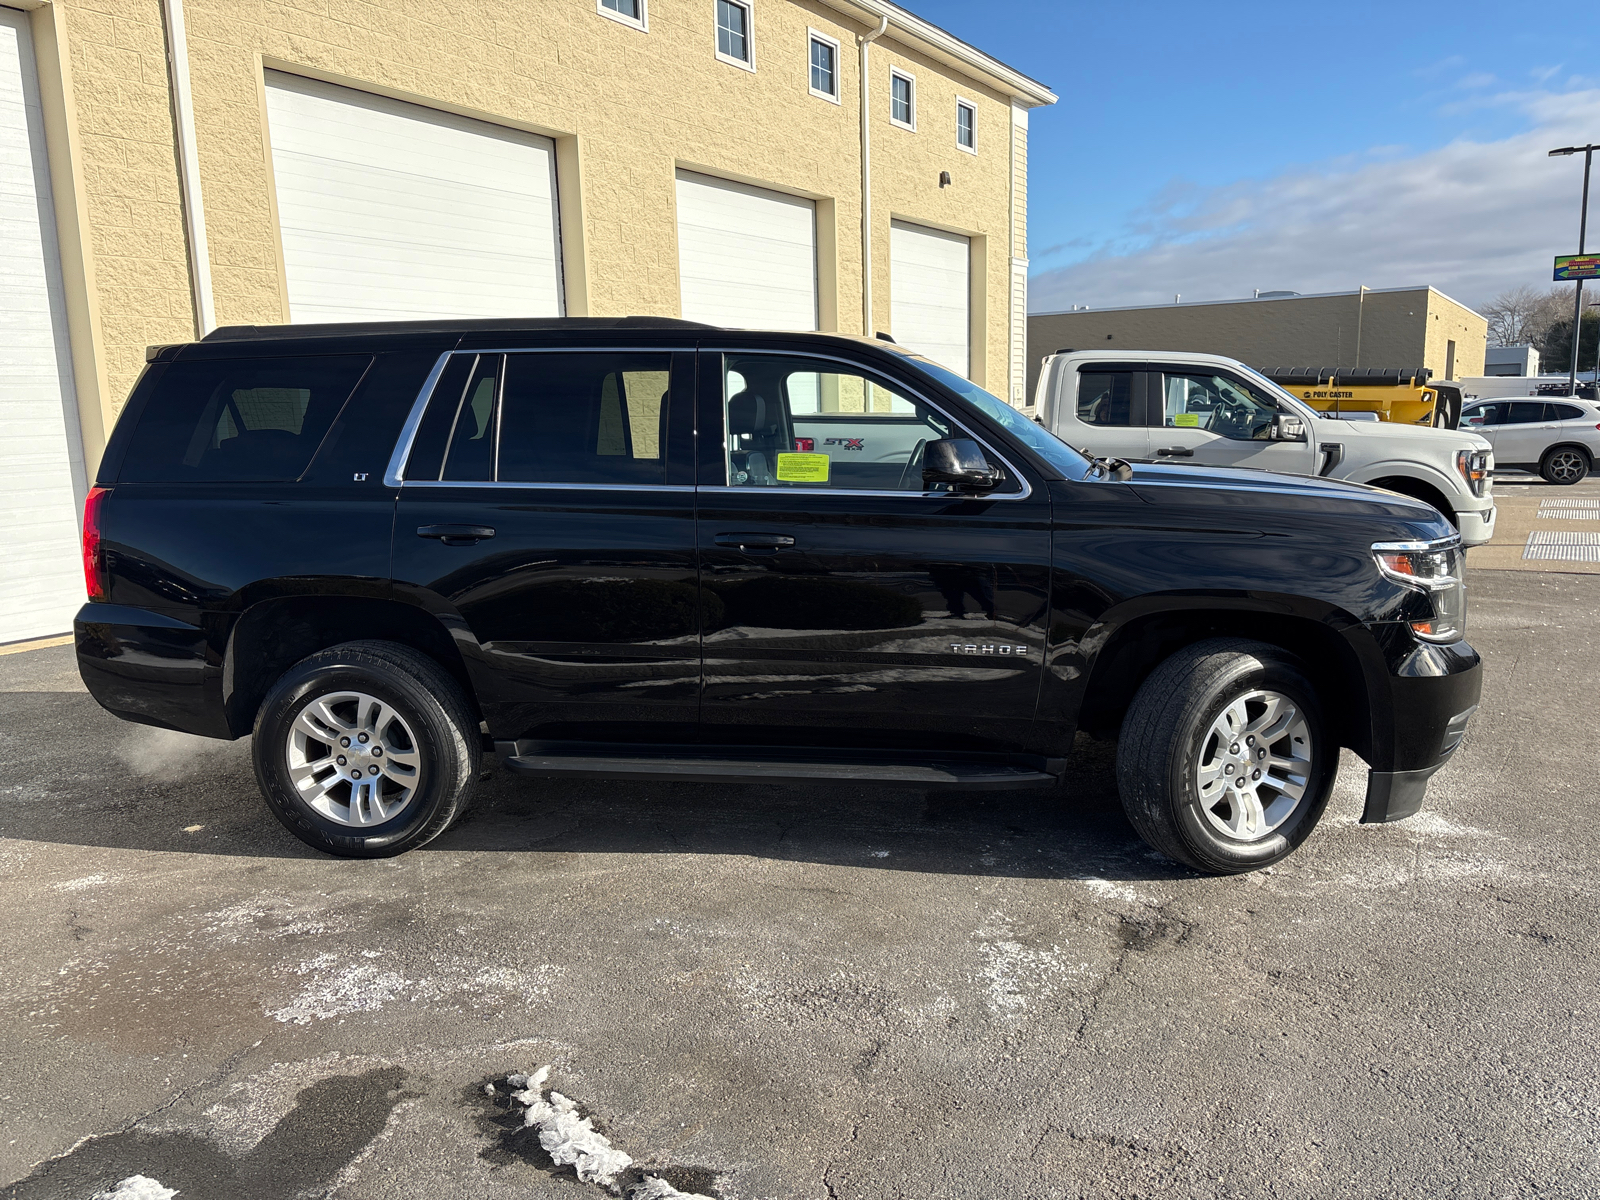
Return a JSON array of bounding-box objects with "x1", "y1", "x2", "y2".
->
[
  {"x1": 1359, "y1": 635, "x2": 1482, "y2": 824},
  {"x1": 74, "y1": 603, "x2": 231, "y2": 739}
]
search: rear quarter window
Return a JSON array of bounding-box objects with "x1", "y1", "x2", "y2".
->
[{"x1": 117, "y1": 355, "x2": 373, "y2": 482}]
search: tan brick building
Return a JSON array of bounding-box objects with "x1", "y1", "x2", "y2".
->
[
  {"x1": 1027, "y1": 286, "x2": 1487, "y2": 403},
  {"x1": 0, "y1": 0, "x2": 1052, "y2": 643}
]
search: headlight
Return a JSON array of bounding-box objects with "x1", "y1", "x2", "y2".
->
[
  {"x1": 1455, "y1": 449, "x2": 1492, "y2": 498},
  {"x1": 1373, "y1": 538, "x2": 1466, "y2": 642}
]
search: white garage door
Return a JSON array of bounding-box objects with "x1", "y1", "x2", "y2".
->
[
  {"x1": 264, "y1": 72, "x2": 563, "y2": 323},
  {"x1": 675, "y1": 171, "x2": 817, "y2": 330},
  {"x1": 0, "y1": 8, "x2": 86, "y2": 644},
  {"x1": 890, "y1": 220, "x2": 970, "y2": 377}
]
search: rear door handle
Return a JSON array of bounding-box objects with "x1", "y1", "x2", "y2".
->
[
  {"x1": 417, "y1": 524, "x2": 496, "y2": 545},
  {"x1": 713, "y1": 532, "x2": 796, "y2": 551},
  {"x1": 1155, "y1": 447, "x2": 1195, "y2": 457}
]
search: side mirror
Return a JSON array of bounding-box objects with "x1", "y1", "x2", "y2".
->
[
  {"x1": 922, "y1": 438, "x2": 1000, "y2": 492},
  {"x1": 1274, "y1": 414, "x2": 1307, "y2": 442}
]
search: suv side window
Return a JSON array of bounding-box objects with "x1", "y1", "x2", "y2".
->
[
  {"x1": 1550, "y1": 403, "x2": 1585, "y2": 422},
  {"x1": 117, "y1": 354, "x2": 372, "y2": 482},
  {"x1": 1076, "y1": 371, "x2": 1135, "y2": 426},
  {"x1": 1161, "y1": 371, "x2": 1277, "y2": 441},
  {"x1": 720, "y1": 354, "x2": 996, "y2": 492},
  {"x1": 1506, "y1": 402, "x2": 1547, "y2": 424},
  {"x1": 409, "y1": 351, "x2": 673, "y2": 485}
]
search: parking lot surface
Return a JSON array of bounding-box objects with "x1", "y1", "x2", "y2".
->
[{"x1": 2, "y1": 551, "x2": 1597, "y2": 1197}]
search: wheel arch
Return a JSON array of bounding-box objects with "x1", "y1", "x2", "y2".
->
[
  {"x1": 223, "y1": 595, "x2": 480, "y2": 738},
  {"x1": 1076, "y1": 601, "x2": 1382, "y2": 763},
  {"x1": 1543, "y1": 441, "x2": 1594, "y2": 466},
  {"x1": 1363, "y1": 474, "x2": 1455, "y2": 522}
]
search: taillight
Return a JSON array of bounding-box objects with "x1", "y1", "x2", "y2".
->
[{"x1": 82, "y1": 486, "x2": 109, "y2": 600}]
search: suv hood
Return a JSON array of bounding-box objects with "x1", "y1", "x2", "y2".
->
[{"x1": 1314, "y1": 414, "x2": 1492, "y2": 452}]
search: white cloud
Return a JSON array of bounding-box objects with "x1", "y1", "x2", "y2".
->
[{"x1": 1030, "y1": 87, "x2": 1600, "y2": 315}]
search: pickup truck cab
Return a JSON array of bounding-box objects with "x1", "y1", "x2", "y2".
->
[
  {"x1": 1034, "y1": 350, "x2": 1496, "y2": 546},
  {"x1": 76, "y1": 319, "x2": 1482, "y2": 874}
]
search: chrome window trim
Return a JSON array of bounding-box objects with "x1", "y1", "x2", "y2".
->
[
  {"x1": 385, "y1": 347, "x2": 682, "y2": 488},
  {"x1": 1371, "y1": 535, "x2": 1464, "y2": 554},
  {"x1": 706, "y1": 346, "x2": 1034, "y2": 502}
]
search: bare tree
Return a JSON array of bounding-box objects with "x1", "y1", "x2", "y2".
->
[{"x1": 1480, "y1": 285, "x2": 1569, "y2": 346}]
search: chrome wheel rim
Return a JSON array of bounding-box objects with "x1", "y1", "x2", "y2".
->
[
  {"x1": 287, "y1": 690, "x2": 421, "y2": 827},
  {"x1": 1549, "y1": 450, "x2": 1586, "y2": 483},
  {"x1": 1195, "y1": 689, "x2": 1312, "y2": 842}
]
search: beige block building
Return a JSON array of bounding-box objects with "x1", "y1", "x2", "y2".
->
[
  {"x1": 0, "y1": 0, "x2": 1052, "y2": 643},
  {"x1": 1026, "y1": 286, "x2": 1487, "y2": 403}
]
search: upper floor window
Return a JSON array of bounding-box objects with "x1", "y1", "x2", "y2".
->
[
  {"x1": 890, "y1": 69, "x2": 915, "y2": 130},
  {"x1": 716, "y1": 0, "x2": 753, "y2": 69},
  {"x1": 809, "y1": 30, "x2": 840, "y2": 101},
  {"x1": 597, "y1": 0, "x2": 646, "y2": 30},
  {"x1": 956, "y1": 99, "x2": 976, "y2": 152}
]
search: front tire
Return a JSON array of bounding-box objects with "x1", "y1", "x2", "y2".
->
[
  {"x1": 252, "y1": 640, "x2": 479, "y2": 857},
  {"x1": 1539, "y1": 445, "x2": 1589, "y2": 485},
  {"x1": 1116, "y1": 638, "x2": 1336, "y2": 874}
]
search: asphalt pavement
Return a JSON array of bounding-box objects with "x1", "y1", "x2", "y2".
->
[{"x1": 1, "y1": 564, "x2": 1596, "y2": 1199}]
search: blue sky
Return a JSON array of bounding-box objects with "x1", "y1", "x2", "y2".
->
[{"x1": 908, "y1": 1, "x2": 1600, "y2": 312}]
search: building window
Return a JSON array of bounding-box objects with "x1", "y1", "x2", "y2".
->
[
  {"x1": 597, "y1": 0, "x2": 646, "y2": 31},
  {"x1": 808, "y1": 30, "x2": 840, "y2": 102},
  {"x1": 956, "y1": 99, "x2": 976, "y2": 152},
  {"x1": 890, "y1": 69, "x2": 915, "y2": 130},
  {"x1": 716, "y1": 0, "x2": 753, "y2": 69}
]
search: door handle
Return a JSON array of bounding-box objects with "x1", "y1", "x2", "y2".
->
[
  {"x1": 417, "y1": 524, "x2": 496, "y2": 545},
  {"x1": 1155, "y1": 447, "x2": 1195, "y2": 457},
  {"x1": 713, "y1": 532, "x2": 796, "y2": 551}
]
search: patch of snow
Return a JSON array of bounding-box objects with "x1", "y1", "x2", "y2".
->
[
  {"x1": 269, "y1": 958, "x2": 423, "y2": 1024},
  {"x1": 511, "y1": 1067, "x2": 633, "y2": 1187},
  {"x1": 870, "y1": 850, "x2": 890, "y2": 859},
  {"x1": 54, "y1": 873, "x2": 113, "y2": 892},
  {"x1": 91, "y1": 1176, "x2": 177, "y2": 1200},
  {"x1": 1400, "y1": 812, "x2": 1497, "y2": 839},
  {"x1": 1078, "y1": 876, "x2": 1145, "y2": 904},
  {"x1": 976, "y1": 915, "x2": 1080, "y2": 1019},
  {"x1": 630, "y1": 1177, "x2": 716, "y2": 1200}
]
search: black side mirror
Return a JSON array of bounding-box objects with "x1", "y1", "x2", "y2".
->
[{"x1": 922, "y1": 438, "x2": 1000, "y2": 491}]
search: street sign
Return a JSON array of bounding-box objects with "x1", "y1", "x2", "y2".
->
[{"x1": 1554, "y1": 253, "x2": 1600, "y2": 280}]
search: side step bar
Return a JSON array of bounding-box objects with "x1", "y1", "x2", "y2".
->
[{"x1": 496, "y1": 741, "x2": 1061, "y2": 791}]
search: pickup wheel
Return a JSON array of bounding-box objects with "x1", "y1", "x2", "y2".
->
[
  {"x1": 252, "y1": 640, "x2": 479, "y2": 858},
  {"x1": 1116, "y1": 638, "x2": 1336, "y2": 874},
  {"x1": 1539, "y1": 445, "x2": 1590, "y2": 485}
]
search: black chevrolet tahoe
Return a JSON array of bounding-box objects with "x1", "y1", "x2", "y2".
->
[{"x1": 74, "y1": 317, "x2": 1482, "y2": 873}]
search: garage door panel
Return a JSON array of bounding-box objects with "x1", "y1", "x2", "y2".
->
[
  {"x1": 0, "y1": 9, "x2": 86, "y2": 644},
  {"x1": 890, "y1": 220, "x2": 970, "y2": 377},
  {"x1": 675, "y1": 170, "x2": 817, "y2": 331},
  {"x1": 265, "y1": 71, "x2": 563, "y2": 324}
]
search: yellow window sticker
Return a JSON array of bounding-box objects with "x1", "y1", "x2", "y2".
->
[
  {"x1": 1173, "y1": 412, "x2": 1200, "y2": 427},
  {"x1": 775, "y1": 452, "x2": 830, "y2": 483}
]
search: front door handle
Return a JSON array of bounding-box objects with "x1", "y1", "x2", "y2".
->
[
  {"x1": 418, "y1": 524, "x2": 496, "y2": 546},
  {"x1": 1155, "y1": 447, "x2": 1195, "y2": 457},
  {"x1": 713, "y1": 532, "x2": 796, "y2": 551}
]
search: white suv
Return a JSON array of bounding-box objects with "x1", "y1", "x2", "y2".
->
[{"x1": 1461, "y1": 397, "x2": 1600, "y2": 485}]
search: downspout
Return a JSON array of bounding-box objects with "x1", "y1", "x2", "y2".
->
[
  {"x1": 858, "y1": 13, "x2": 888, "y2": 336},
  {"x1": 161, "y1": 0, "x2": 215, "y2": 336}
]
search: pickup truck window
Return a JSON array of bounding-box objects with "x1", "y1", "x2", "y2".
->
[
  {"x1": 118, "y1": 354, "x2": 372, "y2": 483},
  {"x1": 1078, "y1": 371, "x2": 1135, "y2": 426},
  {"x1": 1162, "y1": 372, "x2": 1277, "y2": 441},
  {"x1": 721, "y1": 354, "x2": 962, "y2": 490},
  {"x1": 904, "y1": 356, "x2": 1093, "y2": 479}
]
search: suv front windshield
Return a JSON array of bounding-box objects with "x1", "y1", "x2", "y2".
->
[{"x1": 903, "y1": 357, "x2": 1095, "y2": 480}]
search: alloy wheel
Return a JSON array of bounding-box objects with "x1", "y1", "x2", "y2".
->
[
  {"x1": 286, "y1": 690, "x2": 421, "y2": 826},
  {"x1": 1194, "y1": 689, "x2": 1313, "y2": 841},
  {"x1": 1548, "y1": 449, "x2": 1586, "y2": 483}
]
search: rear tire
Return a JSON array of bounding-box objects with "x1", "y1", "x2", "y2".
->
[
  {"x1": 252, "y1": 640, "x2": 479, "y2": 857},
  {"x1": 1116, "y1": 638, "x2": 1336, "y2": 874},
  {"x1": 1539, "y1": 445, "x2": 1590, "y2": 485}
]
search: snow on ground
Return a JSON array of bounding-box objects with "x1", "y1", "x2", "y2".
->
[{"x1": 90, "y1": 1176, "x2": 178, "y2": 1200}]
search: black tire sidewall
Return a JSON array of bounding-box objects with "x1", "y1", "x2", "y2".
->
[
  {"x1": 254, "y1": 655, "x2": 464, "y2": 856},
  {"x1": 1540, "y1": 447, "x2": 1589, "y2": 486},
  {"x1": 1165, "y1": 654, "x2": 1335, "y2": 872}
]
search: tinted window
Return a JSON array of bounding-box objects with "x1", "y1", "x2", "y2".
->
[
  {"x1": 118, "y1": 355, "x2": 371, "y2": 482},
  {"x1": 497, "y1": 352, "x2": 670, "y2": 485},
  {"x1": 1162, "y1": 371, "x2": 1277, "y2": 441},
  {"x1": 722, "y1": 354, "x2": 975, "y2": 492},
  {"x1": 1550, "y1": 403, "x2": 1585, "y2": 422},
  {"x1": 1507, "y1": 402, "x2": 1547, "y2": 424},
  {"x1": 1077, "y1": 371, "x2": 1134, "y2": 426},
  {"x1": 1467, "y1": 403, "x2": 1504, "y2": 426},
  {"x1": 441, "y1": 354, "x2": 502, "y2": 482}
]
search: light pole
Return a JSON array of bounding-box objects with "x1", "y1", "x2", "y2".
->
[{"x1": 1550, "y1": 144, "x2": 1599, "y2": 396}]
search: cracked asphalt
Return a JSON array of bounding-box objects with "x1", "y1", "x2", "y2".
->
[{"x1": 2, "y1": 560, "x2": 1597, "y2": 1198}]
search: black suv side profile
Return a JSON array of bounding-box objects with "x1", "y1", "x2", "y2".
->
[{"x1": 75, "y1": 318, "x2": 1482, "y2": 873}]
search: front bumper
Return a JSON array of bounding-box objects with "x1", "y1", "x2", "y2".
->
[
  {"x1": 1359, "y1": 635, "x2": 1482, "y2": 823},
  {"x1": 1456, "y1": 502, "x2": 1496, "y2": 548}
]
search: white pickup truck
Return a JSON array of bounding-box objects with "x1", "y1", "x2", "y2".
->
[{"x1": 1032, "y1": 349, "x2": 1496, "y2": 546}]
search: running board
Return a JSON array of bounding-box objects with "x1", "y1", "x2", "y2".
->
[{"x1": 496, "y1": 741, "x2": 1060, "y2": 791}]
